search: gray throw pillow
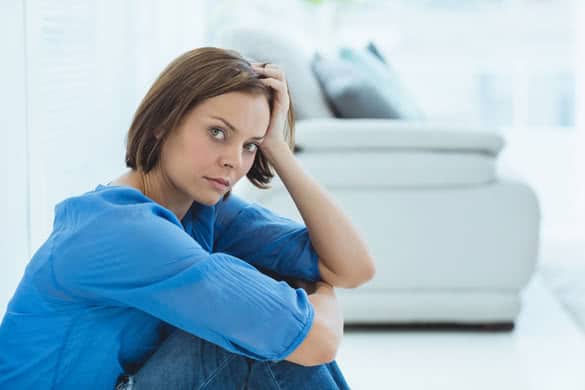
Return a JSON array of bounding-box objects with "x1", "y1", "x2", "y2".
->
[
  {"x1": 339, "y1": 46, "x2": 424, "y2": 120},
  {"x1": 310, "y1": 53, "x2": 401, "y2": 119}
]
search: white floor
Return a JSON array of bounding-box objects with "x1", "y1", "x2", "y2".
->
[{"x1": 336, "y1": 274, "x2": 585, "y2": 390}]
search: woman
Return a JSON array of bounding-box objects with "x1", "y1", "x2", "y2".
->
[{"x1": 0, "y1": 47, "x2": 375, "y2": 389}]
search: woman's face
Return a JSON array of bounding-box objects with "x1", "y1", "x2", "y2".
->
[{"x1": 158, "y1": 91, "x2": 271, "y2": 206}]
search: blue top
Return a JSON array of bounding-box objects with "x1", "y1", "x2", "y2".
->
[{"x1": 0, "y1": 184, "x2": 321, "y2": 389}]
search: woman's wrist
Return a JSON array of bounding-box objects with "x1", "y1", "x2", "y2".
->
[{"x1": 261, "y1": 141, "x2": 292, "y2": 167}]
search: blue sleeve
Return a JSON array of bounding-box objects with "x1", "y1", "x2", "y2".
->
[
  {"x1": 214, "y1": 194, "x2": 321, "y2": 282},
  {"x1": 52, "y1": 209, "x2": 314, "y2": 362}
]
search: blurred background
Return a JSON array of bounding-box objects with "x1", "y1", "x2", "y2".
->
[{"x1": 1, "y1": 0, "x2": 584, "y2": 387}]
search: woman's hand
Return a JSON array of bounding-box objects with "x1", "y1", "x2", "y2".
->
[{"x1": 251, "y1": 63, "x2": 291, "y2": 157}]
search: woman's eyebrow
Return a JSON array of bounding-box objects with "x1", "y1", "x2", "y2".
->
[{"x1": 210, "y1": 116, "x2": 265, "y2": 140}]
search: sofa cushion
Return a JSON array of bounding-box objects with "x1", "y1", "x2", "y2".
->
[
  {"x1": 291, "y1": 118, "x2": 504, "y2": 187},
  {"x1": 213, "y1": 26, "x2": 333, "y2": 120},
  {"x1": 296, "y1": 151, "x2": 496, "y2": 187},
  {"x1": 295, "y1": 119, "x2": 504, "y2": 156},
  {"x1": 339, "y1": 46, "x2": 424, "y2": 120},
  {"x1": 310, "y1": 53, "x2": 402, "y2": 118}
]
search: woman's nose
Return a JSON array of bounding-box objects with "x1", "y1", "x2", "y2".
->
[{"x1": 221, "y1": 147, "x2": 241, "y2": 169}]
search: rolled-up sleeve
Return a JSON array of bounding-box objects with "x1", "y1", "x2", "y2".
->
[
  {"x1": 214, "y1": 194, "x2": 321, "y2": 282},
  {"x1": 52, "y1": 209, "x2": 314, "y2": 361}
]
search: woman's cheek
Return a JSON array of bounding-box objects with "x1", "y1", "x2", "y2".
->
[{"x1": 242, "y1": 155, "x2": 256, "y2": 173}]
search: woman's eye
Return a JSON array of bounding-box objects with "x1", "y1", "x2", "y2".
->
[
  {"x1": 209, "y1": 128, "x2": 225, "y2": 139},
  {"x1": 245, "y1": 143, "x2": 259, "y2": 153}
]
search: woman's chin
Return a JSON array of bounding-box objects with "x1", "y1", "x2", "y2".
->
[{"x1": 193, "y1": 192, "x2": 225, "y2": 206}]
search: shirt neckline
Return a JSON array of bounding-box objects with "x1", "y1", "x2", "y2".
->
[{"x1": 95, "y1": 183, "x2": 211, "y2": 224}]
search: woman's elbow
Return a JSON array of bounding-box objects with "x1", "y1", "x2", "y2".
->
[{"x1": 347, "y1": 260, "x2": 376, "y2": 288}]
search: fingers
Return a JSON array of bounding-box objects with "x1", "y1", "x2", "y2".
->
[
  {"x1": 251, "y1": 63, "x2": 289, "y2": 107},
  {"x1": 259, "y1": 77, "x2": 287, "y2": 95},
  {"x1": 251, "y1": 63, "x2": 285, "y2": 81}
]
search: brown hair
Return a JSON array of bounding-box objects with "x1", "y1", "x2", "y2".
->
[{"x1": 125, "y1": 47, "x2": 296, "y2": 197}]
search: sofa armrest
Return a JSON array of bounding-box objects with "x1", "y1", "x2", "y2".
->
[{"x1": 295, "y1": 119, "x2": 505, "y2": 157}]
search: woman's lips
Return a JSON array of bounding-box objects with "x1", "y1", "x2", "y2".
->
[{"x1": 205, "y1": 177, "x2": 229, "y2": 191}]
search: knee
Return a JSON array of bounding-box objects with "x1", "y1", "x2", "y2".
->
[{"x1": 164, "y1": 328, "x2": 247, "y2": 365}]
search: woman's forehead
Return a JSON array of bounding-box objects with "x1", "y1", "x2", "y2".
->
[
  {"x1": 197, "y1": 93, "x2": 269, "y2": 123},
  {"x1": 202, "y1": 91, "x2": 269, "y2": 111}
]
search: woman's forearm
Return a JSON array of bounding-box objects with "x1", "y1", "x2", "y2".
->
[
  {"x1": 285, "y1": 282, "x2": 343, "y2": 366},
  {"x1": 262, "y1": 143, "x2": 376, "y2": 288},
  {"x1": 308, "y1": 283, "x2": 344, "y2": 355}
]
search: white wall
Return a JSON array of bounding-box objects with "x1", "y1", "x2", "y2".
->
[
  {"x1": 26, "y1": 0, "x2": 207, "y2": 254},
  {"x1": 498, "y1": 129, "x2": 583, "y2": 242},
  {"x1": 0, "y1": 0, "x2": 207, "y2": 315},
  {"x1": 574, "y1": 2, "x2": 585, "y2": 238},
  {"x1": 0, "y1": 2, "x2": 29, "y2": 316}
]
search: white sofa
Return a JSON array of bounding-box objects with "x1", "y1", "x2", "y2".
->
[{"x1": 218, "y1": 27, "x2": 541, "y2": 326}]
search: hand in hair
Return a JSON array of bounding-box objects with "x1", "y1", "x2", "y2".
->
[{"x1": 251, "y1": 63, "x2": 290, "y2": 157}]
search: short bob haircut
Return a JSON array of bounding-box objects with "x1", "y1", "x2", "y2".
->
[{"x1": 125, "y1": 47, "x2": 296, "y2": 198}]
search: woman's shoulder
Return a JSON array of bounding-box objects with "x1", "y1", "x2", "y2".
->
[
  {"x1": 50, "y1": 186, "x2": 213, "y2": 296},
  {"x1": 54, "y1": 184, "x2": 182, "y2": 232},
  {"x1": 51, "y1": 185, "x2": 203, "y2": 267}
]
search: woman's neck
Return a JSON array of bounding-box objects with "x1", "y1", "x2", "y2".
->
[{"x1": 110, "y1": 170, "x2": 191, "y2": 220}]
